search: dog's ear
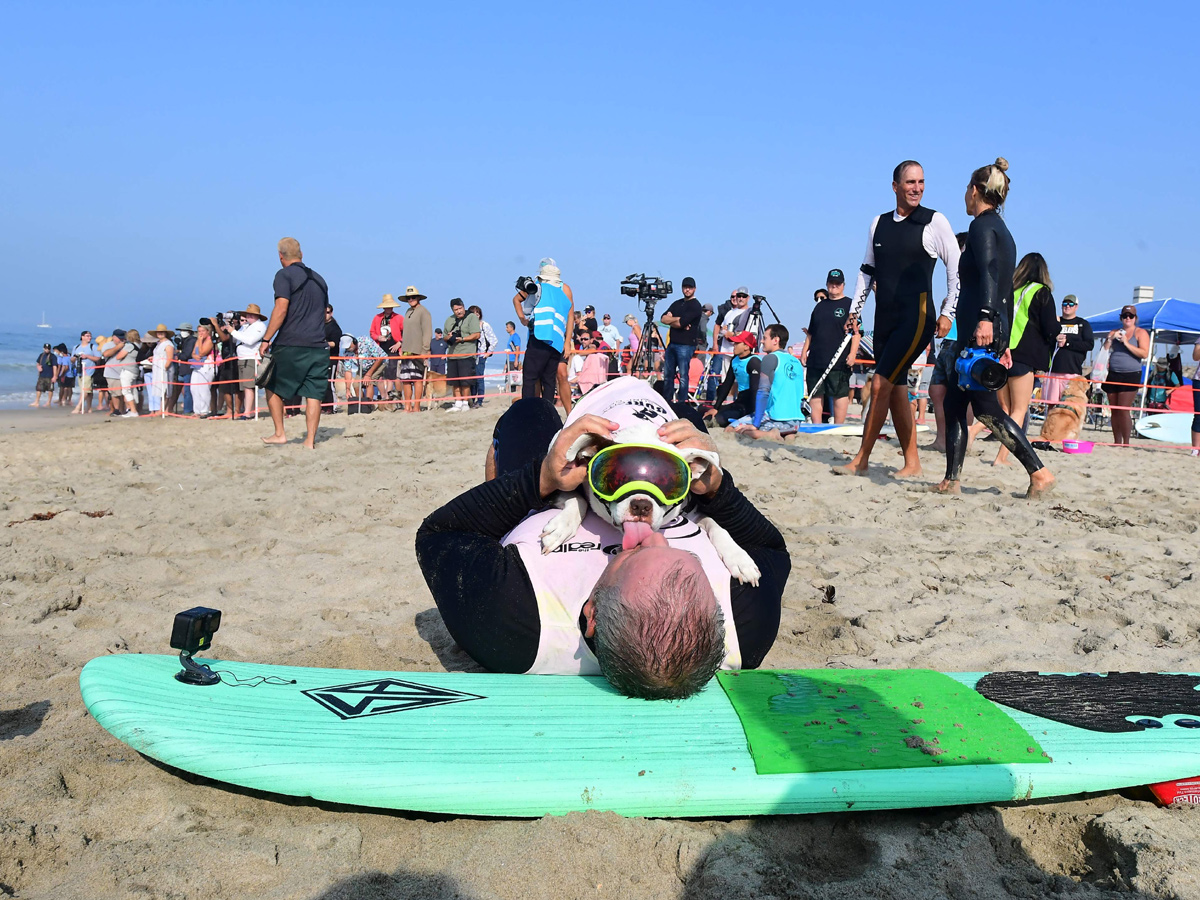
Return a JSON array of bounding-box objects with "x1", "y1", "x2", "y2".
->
[
  {"x1": 563, "y1": 432, "x2": 612, "y2": 463},
  {"x1": 678, "y1": 447, "x2": 721, "y2": 481}
]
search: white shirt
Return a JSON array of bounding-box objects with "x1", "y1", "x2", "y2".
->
[
  {"x1": 717, "y1": 307, "x2": 749, "y2": 354},
  {"x1": 599, "y1": 324, "x2": 621, "y2": 348},
  {"x1": 851, "y1": 209, "x2": 961, "y2": 320},
  {"x1": 567, "y1": 353, "x2": 585, "y2": 382},
  {"x1": 230, "y1": 319, "x2": 267, "y2": 360}
]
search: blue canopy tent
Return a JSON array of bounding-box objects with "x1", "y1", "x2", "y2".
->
[
  {"x1": 1087, "y1": 298, "x2": 1200, "y2": 415},
  {"x1": 1088, "y1": 298, "x2": 1200, "y2": 345}
]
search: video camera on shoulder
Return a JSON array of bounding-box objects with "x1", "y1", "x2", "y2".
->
[{"x1": 955, "y1": 347, "x2": 1008, "y2": 392}]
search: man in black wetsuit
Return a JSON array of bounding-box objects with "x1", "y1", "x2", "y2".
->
[
  {"x1": 416, "y1": 395, "x2": 789, "y2": 700},
  {"x1": 835, "y1": 161, "x2": 960, "y2": 479}
]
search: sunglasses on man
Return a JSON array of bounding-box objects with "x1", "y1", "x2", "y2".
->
[{"x1": 736, "y1": 293, "x2": 749, "y2": 299}]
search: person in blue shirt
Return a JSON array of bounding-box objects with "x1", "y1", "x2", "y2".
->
[
  {"x1": 504, "y1": 321, "x2": 523, "y2": 393},
  {"x1": 729, "y1": 324, "x2": 806, "y2": 440},
  {"x1": 73, "y1": 330, "x2": 102, "y2": 414}
]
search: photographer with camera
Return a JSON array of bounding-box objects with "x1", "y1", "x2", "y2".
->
[
  {"x1": 931, "y1": 159, "x2": 1053, "y2": 499},
  {"x1": 512, "y1": 259, "x2": 574, "y2": 405},
  {"x1": 660, "y1": 276, "x2": 703, "y2": 404},
  {"x1": 444, "y1": 298, "x2": 482, "y2": 412}
]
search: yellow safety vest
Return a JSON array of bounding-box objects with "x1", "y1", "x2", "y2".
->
[{"x1": 1010, "y1": 282, "x2": 1044, "y2": 354}]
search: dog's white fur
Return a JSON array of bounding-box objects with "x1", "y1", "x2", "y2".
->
[{"x1": 538, "y1": 422, "x2": 761, "y2": 586}]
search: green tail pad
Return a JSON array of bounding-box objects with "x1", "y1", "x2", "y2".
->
[{"x1": 717, "y1": 669, "x2": 1049, "y2": 775}]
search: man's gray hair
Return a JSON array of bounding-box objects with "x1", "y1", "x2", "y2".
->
[
  {"x1": 592, "y1": 561, "x2": 725, "y2": 700},
  {"x1": 277, "y1": 237, "x2": 302, "y2": 261}
]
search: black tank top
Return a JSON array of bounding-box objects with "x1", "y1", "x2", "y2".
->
[{"x1": 872, "y1": 206, "x2": 936, "y2": 321}]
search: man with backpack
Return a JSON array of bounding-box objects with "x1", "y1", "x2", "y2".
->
[{"x1": 259, "y1": 237, "x2": 331, "y2": 449}]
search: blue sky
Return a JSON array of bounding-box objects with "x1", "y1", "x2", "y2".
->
[{"x1": 1, "y1": 1, "x2": 1195, "y2": 337}]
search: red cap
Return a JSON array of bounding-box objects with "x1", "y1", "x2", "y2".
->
[{"x1": 729, "y1": 331, "x2": 757, "y2": 351}]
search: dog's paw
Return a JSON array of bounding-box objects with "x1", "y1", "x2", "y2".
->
[
  {"x1": 539, "y1": 496, "x2": 586, "y2": 554},
  {"x1": 722, "y1": 545, "x2": 761, "y2": 586}
]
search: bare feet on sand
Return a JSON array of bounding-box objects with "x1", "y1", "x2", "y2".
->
[
  {"x1": 1026, "y1": 468, "x2": 1055, "y2": 499},
  {"x1": 926, "y1": 479, "x2": 961, "y2": 494},
  {"x1": 261, "y1": 434, "x2": 287, "y2": 445},
  {"x1": 891, "y1": 464, "x2": 923, "y2": 479},
  {"x1": 832, "y1": 462, "x2": 867, "y2": 477}
]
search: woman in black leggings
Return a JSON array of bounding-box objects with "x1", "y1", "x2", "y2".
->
[{"x1": 932, "y1": 158, "x2": 1055, "y2": 499}]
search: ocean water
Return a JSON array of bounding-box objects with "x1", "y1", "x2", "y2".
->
[
  {"x1": 0, "y1": 326, "x2": 84, "y2": 409},
  {"x1": 0, "y1": 326, "x2": 517, "y2": 410}
]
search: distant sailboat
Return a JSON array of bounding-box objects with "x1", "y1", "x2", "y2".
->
[{"x1": 37, "y1": 312, "x2": 51, "y2": 329}]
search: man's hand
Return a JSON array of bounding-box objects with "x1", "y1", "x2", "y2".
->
[
  {"x1": 538, "y1": 414, "x2": 619, "y2": 498},
  {"x1": 974, "y1": 320, "x2": 994, "y2": 347},
  {"x1": 1056, "y1": 333, "x2": 1067, "y2": 347},
  {"x1": 936, "y1": 315, "x2": 953, "y2": 339},
  {"x1": 656, "y1": 419, "x2": 723, "y2": 496}
]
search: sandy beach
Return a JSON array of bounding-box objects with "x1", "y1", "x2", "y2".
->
[{"x1": 2, "y1": 405, "x2": 1199, "y2": 899}]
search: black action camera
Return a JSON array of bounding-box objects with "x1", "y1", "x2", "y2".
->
[{"x1": 170, "y1": 606, "x2": 222, "y2": 685}]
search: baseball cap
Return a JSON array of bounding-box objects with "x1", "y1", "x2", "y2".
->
[
  {"x1": 701, "y1": 304, "x2": 713, "y2": 313},
  {"x1": 827, "y1": 269, "x2": 845, "y2": 284},
  {"x1": 729, "y1": 331, "x2": 757, "y2": 350},
  {"x1": 43, "y1": 342, "x2": 51, "y2": 349},
  {"x1": 111, "y1": 329, "x2": 127, "y2": 339},
  {"x1": 1062, "y1": 294, "x2": 1078, "y2": 307},
  {"x1": 735, "y1": 286, "x2": 750, "y2": 297},
  {"x1": 682, "y1": 276, "x2": 696, "y2": 289},
  {"x1": 584, "y1": 305, "x2": 595, "y2": 313},
  {"x1": 435, "y1": 327, "x2": 443, "y2": 334},
  {"x1": 1120, "y1": 304, "x2": 1138, "y2": 317}
]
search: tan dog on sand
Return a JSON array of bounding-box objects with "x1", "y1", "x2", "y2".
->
[{"x1": 1039, "y1": 376, "x2": 1090, "y2": 442}]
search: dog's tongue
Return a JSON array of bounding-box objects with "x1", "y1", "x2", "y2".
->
[{"x1": 622, "y1": 521, "x2": 656, "y2": 550}]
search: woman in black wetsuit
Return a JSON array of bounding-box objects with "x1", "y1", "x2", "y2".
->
[{"x1": 932, "y1": 158, "x2": 1055, "y2": 499}]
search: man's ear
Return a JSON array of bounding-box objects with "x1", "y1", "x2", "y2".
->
[{"x1": 582, "y1": 597, "x2": 596, "y2": 638}]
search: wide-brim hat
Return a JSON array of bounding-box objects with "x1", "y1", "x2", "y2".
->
[
  {"x1": 239, "y1": 303, "x2": 267, "y2": 320},
  {"x1": 177, "y1": 322, "x2": 195, "y2": 332},
  {"x1": 402, "y1": 286, "x2": 427, "y2": 302},
  {"x1": 377, "y1": 294, "x2": 401, "y2": 309},
  {"x1": 147, "y1": 323, "x2": 175, "y2": 338}
]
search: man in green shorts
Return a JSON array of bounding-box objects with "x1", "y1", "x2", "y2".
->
[{"x1": 259, "y1": 237, "x2": 331, "y2": 449}]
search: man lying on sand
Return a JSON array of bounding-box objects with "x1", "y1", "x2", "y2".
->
[{"x1": 415, "y1": 382, "x2": 790, "y2": 700}]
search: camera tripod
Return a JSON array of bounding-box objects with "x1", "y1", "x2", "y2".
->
[
  {"x1": 627, "y1": 312, "x2": 665, "y2": 382},
  {"x1": 745, "y1": 294, "x2": 782, "y2": 350}
]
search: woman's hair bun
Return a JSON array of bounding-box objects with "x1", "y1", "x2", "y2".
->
[{"x1": 993, "y1": 157, "x2": 1009, "y2": 172}]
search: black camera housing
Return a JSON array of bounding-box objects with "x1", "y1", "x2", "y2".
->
[
  {"x1": 170, "y1": 606, "x2": 222, "y2": 655},
  {"x1": 515, "y1": 275, "x2": 538, "y2": 295}
]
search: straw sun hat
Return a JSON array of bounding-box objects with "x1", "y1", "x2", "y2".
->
[
  {"x1": 402, "y1": 286, "x2": 427, "y2": 301},
  {"x1": 377, "y1": 294, "x2": 401, "y2": 309},
  {"x1": 147, "y1": 324, "x2": 175, "y2": 338},
  {"x1": 238, "y1": 303, "x2": 267, "y2": 320}
]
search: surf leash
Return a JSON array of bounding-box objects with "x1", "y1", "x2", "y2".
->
[{"x1": 804, "y1": 331, "x2": 854, "y2": 401}]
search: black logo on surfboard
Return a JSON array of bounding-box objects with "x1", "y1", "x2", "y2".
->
[
  {"x1": 303, "y1": 678, "x2": 485, "y2": 720},
  {"x1": 976, "y1": 672, "x2": 1200, "y2": 733}
]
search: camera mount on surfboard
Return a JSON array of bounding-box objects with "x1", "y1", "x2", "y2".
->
[{"x1": 170, "y1": 606, "x2": 222, "y2": 686}]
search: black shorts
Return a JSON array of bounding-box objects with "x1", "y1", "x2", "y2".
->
[
  {"x1": 521, "y1": 336, "x2": 562, "y2": 401},
  {"x1": 446, "y1": 355, "x2": 476, "y2": 387},
  {"x1": 1007, "y1": 361, "x2": 1036, "y2": 379},
  {"x1": 1102, "y1": 374, "x2": 1141, "y2": 395},
  {"x1": 873, "y1": 295, "x2": 936, "y2": 385},
  {"x1": 806, "y1": 368, "x2": 850, "y2": 400}
]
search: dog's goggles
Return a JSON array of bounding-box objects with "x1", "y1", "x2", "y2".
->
[{"x1": 587, "y1": 443, "x2": 692, "y2": 507}]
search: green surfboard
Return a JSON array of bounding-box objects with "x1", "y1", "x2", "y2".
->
[{"x1": 80, "y1": 655, "x2": 1200, "y2": 817}]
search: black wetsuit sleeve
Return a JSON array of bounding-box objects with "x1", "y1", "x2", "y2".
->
[
  {"x1": 714, "y1": 365, "x2": 738, "y2": 408},
  {"x1": 693, "y1": 470, "x2": 789, "y2": 669},
  {"x1": 969, "y1": 222, "x2": 1004, "y2": 326},
  {"x1": 414, "y1": 460, "x2": 546, "y2": 673},
  {"x1": 745, "y1": 357, "x2": 761, "y2": 395}
]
